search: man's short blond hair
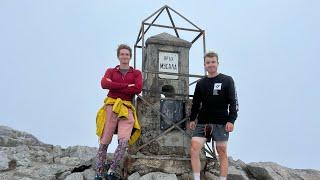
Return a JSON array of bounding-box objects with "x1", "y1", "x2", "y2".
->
[{"x1": 204, "y1": 51, "x2": 219, "y2": 62}]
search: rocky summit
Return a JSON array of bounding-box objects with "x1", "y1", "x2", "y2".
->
[{"x1": 0, "y1": 125, "x2": 319, "y2": 180}]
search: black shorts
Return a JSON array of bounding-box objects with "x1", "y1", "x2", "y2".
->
[{"x1": 192, "y1": 124, "x2": 229, "y2": 142}]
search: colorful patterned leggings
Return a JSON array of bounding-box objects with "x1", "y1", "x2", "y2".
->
[
  {"x1": 109, "y1": 138, "x2": 128, "y2": 171},
  {"x1": 95, "y1": 139, "x2": 129, "y2": 175},
  {"x1": 95, "y1": 143, "x2": 109, "y2": 175},
  {"x1": 95, "y1": 105, "x2": 134, "y2": 175}
]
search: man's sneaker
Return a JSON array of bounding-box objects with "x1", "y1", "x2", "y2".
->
[{"x1": 94, "y1": 174, "x2": 103, "y2": 180}]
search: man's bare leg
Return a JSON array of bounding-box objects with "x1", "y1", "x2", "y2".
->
[
  {"x1": 190, "y1": 137, "x2": 206, "y2": 180},
  {"x1": 216, "y1": 141, "x2": 228, "y2": 179}
]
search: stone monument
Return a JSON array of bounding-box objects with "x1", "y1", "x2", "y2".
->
[{"x1": 126, "y1": 5, "x2": 210, "y2": 178}]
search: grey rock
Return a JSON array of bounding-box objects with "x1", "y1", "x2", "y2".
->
[
  {"x1": 0, "y1": 126, "x2": 44, "y2": 147},
  {"x1": 178, "y1": 173, "x2": 194, "y2": 180},
  {"x1": 229, "y1": 157, "x2": 248, "y2": 170},
  {"x1": 28, "y1": 145, "x2": 54, "y2": 163},
  {"x1": 204, "y1": 172, "x2": 220, "y2": 180},
  {"x1": 82, "y1": 168, "x2": 96, "y2": 180},
  {"x1": 0, "y1": 171, "x2": 15, "y2": 180},
  {"x1": 248, "y1": 162, "x2": 294, "y2": 180},
  {"x1": 12, "y1": 146, "x2": 32, "y2": 167},
  {"x1": 0, "y1": 151, "x2": 10, "y2": 171},
  {"x1": 140, "y1": 172, "x2": 178, "y2": 180},
  {"x1": 128, "y1": 172, "x2": 141, "y2": 180},
  {"x1": 19, "y1": 178, "x2": 33, "y2": 180},
  {"x1": 292, "y1": 169, "x2": 320, "y2": 180},
  {"x1": 14, "y1": 164, "x2": 70, "y2": 179},
  {"x1": 1, "y1": 126, "x2": 320, "y2": 180},
  {"x1": 63, "y1": 145, "x2": 97, "y2": 168},
  {"x1": 228, "y1": 166, "x2": 250, "y2": 180},
  {"x1": 53, "y1": 145, "x2": 63, "y2": 158},
  {"x1": 128, "y1": 156, "x2": 193, "y2": 175},
  {"x1": 247, "y1": 162, "x2": 320, "y2": 180},
  {"x1": 60, "y1": 157, "x2": 82, "y2": 166},
  {"x1": 65, "y1": 172, "x2": 84, "y2": 180},
  {"x1": 57, "y1": 171, "x2": 72, "y2": 179},
  {"x1": 65, "y1": 146, "x2": 97, "y2": 161}
]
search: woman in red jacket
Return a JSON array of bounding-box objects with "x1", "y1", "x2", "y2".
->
[{"x1": 95, "y1": 44, "x2": 142, "y2": 180}]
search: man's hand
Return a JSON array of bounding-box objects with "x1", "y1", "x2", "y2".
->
[
  {"x1": 189, "y1": 121, "x2": 196, "y2": 130},
  {"x1": 225, "y1": 122, "x2": 234, "y2": 132},
  {"x1": 128, "y1": 84, "x2": 135, "y2": 87}
]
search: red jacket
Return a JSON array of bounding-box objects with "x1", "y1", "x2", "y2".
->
[{"x1": 101, "y1": 65, "x2": 143, "y2": 101}]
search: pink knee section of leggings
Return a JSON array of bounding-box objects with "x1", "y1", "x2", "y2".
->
[{"x1": 100, "y1": 105, "x2": 134, "y2": 144}]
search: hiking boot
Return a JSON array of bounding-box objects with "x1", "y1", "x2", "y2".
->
[
  {"x1": 94, "y1": 174, "x2": 103, "y2": 180},
  {"x1": 104, "y1": 163, "x2": 110, "y2": 172},
  {"x1": 104, "y1": 172, "x2": 120, "y2": 180}
]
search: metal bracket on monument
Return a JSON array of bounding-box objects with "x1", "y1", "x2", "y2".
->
[
  {"x1": 135, "y1": 94, "x2": 189, "y2": 147},
  {"x1": 134, "y1": 94, "x2": 217, "y2": 160},
  {"x1": 137, "y1": 94, "x2": 187, "y2": 134}
]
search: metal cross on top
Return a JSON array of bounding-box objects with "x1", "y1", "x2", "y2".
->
[{"x1": 133, "y1": 5, "x2": 206, "y2": 73}]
